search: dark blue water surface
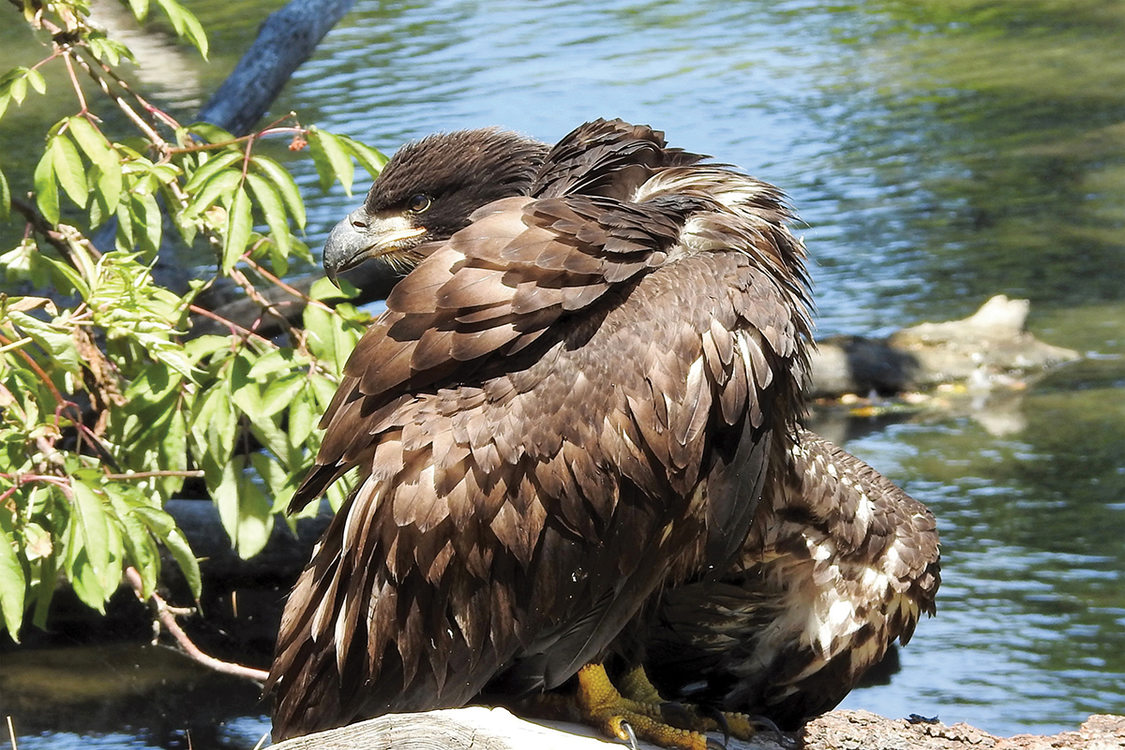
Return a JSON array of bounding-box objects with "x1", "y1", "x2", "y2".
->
[{"x1": 2, "y1": 0, "x2": 1123, "y2": 747}]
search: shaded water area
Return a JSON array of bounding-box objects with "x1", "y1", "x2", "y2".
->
[{"x1": 2, "y1": 0, "x2": 1124, "y2": 747}]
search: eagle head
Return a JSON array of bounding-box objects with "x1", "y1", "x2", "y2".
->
[{"x1": 323, "y1": 128, "x2": 549, "y2": 285}]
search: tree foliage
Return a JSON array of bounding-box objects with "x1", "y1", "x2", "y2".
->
[{"x1": 0, "y1": 0, "x2": 385, "y2": 639}]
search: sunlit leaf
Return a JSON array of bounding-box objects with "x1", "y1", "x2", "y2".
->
[
  {"x1": 250, "y1": 155, "x2": 306, "y2": 228},
  {"x1": 32, "y1": 146, "x2": 59, "y2": 225},
  {"x1": 51, "y1": 133, "x2": 89, "y2": 207},
  {"x1": 309, "y1": 127, "x2": 355, "y2": 194},
  {"x1": 245, "y1": 171, "x2": 291, "y2": 259},
  {"x1": 222, "y1": 185, "x2": 252, "y2": 272},
  {"x1": 0, "y1": 521, "x2": 26, "y2": 640},
  {"x1": 25, "y1": 67, "x2": 46, "y2": 95},
  {"x1": 71, "y1": 482, "x2": 111, "y2": 582},
  {"x1": 184, "y1": 150, "x2": 242, "y2": 194},
  {"x1": 7, "y1": 311, "x2": 81, "y2": 373},
  {"x1": 340, "y1": 135, "x2": 388, "y2": 179},
  {"x1": 184, "y1": 169, "x2": 241, "y2": 218},
  {"x1": 127, "y1": 0, "x2": 150, "y2": 20},
  {"x1": 67, "y1": 117, "x2": 122, "y2": 215},
  {"x1": 0, "y1": 164, "x2": 9, "y2": 220}
]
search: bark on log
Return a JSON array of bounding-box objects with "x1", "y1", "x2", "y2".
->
[{"x1": 266, "y1": 707, "x2": 1125, "y2": 750}]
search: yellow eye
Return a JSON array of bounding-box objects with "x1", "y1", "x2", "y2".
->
[{"x1": 408, "y1": 194, "x2": 431, "y2": 213}]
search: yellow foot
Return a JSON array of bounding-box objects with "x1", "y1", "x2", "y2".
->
[{"x1": 575, "y1": 663, "x2": 747, "y2": 750}]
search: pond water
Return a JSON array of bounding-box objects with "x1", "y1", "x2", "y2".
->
[{"x1": 2, "y1": 0, "x2": 1124, "y2": 747}]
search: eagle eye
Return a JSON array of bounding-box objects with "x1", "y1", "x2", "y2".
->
[{"x1": 407, "y1": 194, "x2": 432, "y2": 213}]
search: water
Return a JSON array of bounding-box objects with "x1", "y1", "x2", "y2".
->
[{"x1": 2, "y1": 0, "x2": 1124, "y2": 746}]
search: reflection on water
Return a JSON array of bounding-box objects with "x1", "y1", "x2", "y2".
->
[{"x1": 2, "y1": 0, "x2": 1124, "y2": 746}]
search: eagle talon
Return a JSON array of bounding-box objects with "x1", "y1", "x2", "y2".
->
[
  {"x1": 659, "y1": 701, "x2": 697, "y2": 729},
  {"x1": 619, "y1": 719, "x2": 640, "y2": 750},
  {"x1": 705, "y1": 738, "x2": 727, "y2": 750}
]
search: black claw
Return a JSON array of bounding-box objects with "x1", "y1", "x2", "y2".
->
[
  {"x1": 620, "y1": 720, "x2": 639, "y2": 750},
  {"x1": 700, "y1": 706, "x2": 730, "y2": 741},
  {"x1": 706, "y1": 737, "x2": 727, "y2": 750},
  {"x1": 658, "y1": 700, "x2": 696, "y2": 729}
]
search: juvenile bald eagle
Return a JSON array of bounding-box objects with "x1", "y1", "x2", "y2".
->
[{"x1": 270, "y1": 120, "x2": 938, "y2": 744}]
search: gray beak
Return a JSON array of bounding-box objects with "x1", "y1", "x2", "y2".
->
[
  {"x1": 322, "y1": 208, "x2": 427, "y2": 288},
  {"x1": 323, "y1": 208, "x2": 371, "y2": 288}
]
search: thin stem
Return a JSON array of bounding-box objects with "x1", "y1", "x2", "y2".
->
[
  {"x1": 0, "y1": 332, "x2": 65, "y2": 406},
  {"x1": 187, "y1": 304, "x2": 272, "y2": 345},
  {"x1": 124, "y1": 567, "x2": 270, "y2": 684},
  {"x1": 103, "y1": 470, "x2": 205, "y2": 481},
  {"x1": 61, "y1": 49, "x2": 88, "y2": 115},
  {"x1": 243, "y1": 255, "x2": 332, "y2": 312}
]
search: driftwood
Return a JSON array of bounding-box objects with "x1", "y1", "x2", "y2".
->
[
  {"x1": 267, "y1": 707, "x2": 1125, "y2": 750},
  {"x1": 806, "y1": 295, "x2": 1079, "y2": 399}
]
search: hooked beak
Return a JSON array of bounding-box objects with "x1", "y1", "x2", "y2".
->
[{"x1": 323, "y1": 207, "x2": 427, "y2": 287}]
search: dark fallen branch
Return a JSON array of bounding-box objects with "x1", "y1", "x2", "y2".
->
[
  {"x1": 266, "y1": 707, "x2": 1125, "y2": 750},
  {"x1": 197, "y1": 0, "x2": 357, "y2": 136}
]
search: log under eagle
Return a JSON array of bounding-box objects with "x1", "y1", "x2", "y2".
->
[{"x1": 269, "y1": 120, "x2": 940, "y2": 746}]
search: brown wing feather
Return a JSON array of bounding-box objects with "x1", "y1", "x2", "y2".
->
[
  {"x1": 288, "y1": 192, "x2": 702, "y2": 514},
  {"x1": 642, "y1": 428, "x2": 941, "y2": 729}
]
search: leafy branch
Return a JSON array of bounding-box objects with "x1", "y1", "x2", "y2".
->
[{"x1": 0, "y1": 0, "x2": 383, "y2": 640}]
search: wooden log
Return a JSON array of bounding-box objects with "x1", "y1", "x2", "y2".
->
[
  {"x1": 266, "y1": 707, "x2": 1125, "y2": 750},
  {"x1": 806, "y1": 295, "x2": 1079, "y2": 398}
]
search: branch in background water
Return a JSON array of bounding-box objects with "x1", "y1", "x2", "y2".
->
[{"x1": 124, "y1": 567, "x2": 269, "y2": 684}]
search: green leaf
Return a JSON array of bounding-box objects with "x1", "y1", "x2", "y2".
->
[
  {"x1": 71, "y1": 482, "x2": 111, "y2": 582},
  {"x1": 7, "y1": 311, "x2": 81, "y2": 373},
  {"x1": 251, "y1": 453, "x2": 295, "y2": 513},
  {"x1": 154, "y1": 0, "x2": 210, "y2": 58},
  {"x1": 127, "y1": 0, "x2": 150, "y2": 20},
  {"x1": 261, "y1": 373, "x2": 307, "y2": 419},
  {"x1": 184, "y1": 169, "x2": 241, "y2": 218},
  {"x1": 184, "y1": 150, "x2": 243, "y2": 194},
  {"x1": 245, "y1": 172, "x2": 291, "y2": 259},
  {"x1": 287, "y1": 389, "x2": 317, "y2": 451},
  {"x1": 309, "y1": 127, "x2": 355, "y2": 194},
  {"x1": 0, "y1": 522, "x2": 26, "y2": 640},
  {"x1": 222, "y1": 185, "x2": 252, "y2": 272},
  {"x1": 30, "y1": 554, "x2": 57, "y2": 630},
  {"x1": 131, "y1": 506, "x2": 201, "y2": 599},
  {"x1": 213, "y1": 457, "x2": 273, "y2": 559},
  {"x1": 114, "y1": 197, "x2": 134, "y2": 250},
  {"x1": 33, "y1": 146, "x2": 59, "y2": 225},
  {"x1": 127, "y1": 190, "x2": 162, "y2": 256},
  {"x1": 165, "y1": 528, "x2": 201, "y2": 597},
  {"x1": 185, "y1": 122, "x2": 235, "y2": 145},
  {"x1": 68, "y1": 551, "x2": 108, "y2": 612},
  {"x1": 51, "y1": 133, "x2": 89, "y2": 208},
  {"x1": 247, "y1": 347, "x2": 308, "y2": 379},
  {"x1": 250, "y1": 155, "x2": 305, "y2": 228},
  {"x1": 340, "y1": 135, "x2": 388, "y2": 178},
  {"x1": 26, "y1": 67, "x2": 46, "y2": 95},
  {"x1": 10, "y1": 73, "x2": 27, "y2": 104},
  {"x1": 68, "y1": 117, "x2": 122, "y2": 215},
  {"x1": 114, "y1": 498, "x2": 158, "y2": 598},
  {"x1": 0, "y1": 164, "x2": 9, "y2": 221},
  {"x1": 86, "y1": 34, "x2": 134, "y2": 66}
]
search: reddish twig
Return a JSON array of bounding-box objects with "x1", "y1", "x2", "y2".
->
[
  {"x1": 103, "y1": 470, "x2": 205, "y2": 481},
  {"x1": 124, "y1": 567, "x2": 270, "y2": 684}
]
